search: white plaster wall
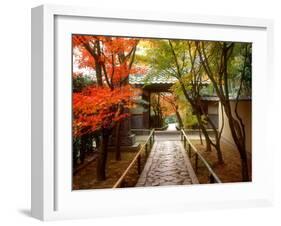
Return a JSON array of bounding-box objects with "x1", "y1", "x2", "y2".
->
[{"x1": 219, "y1": 100, "x2": 252, "y2": 154}]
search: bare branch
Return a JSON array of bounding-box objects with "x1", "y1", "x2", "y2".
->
[{"x1": 168, "y1": 40, "x2": 182, "y2": 78}]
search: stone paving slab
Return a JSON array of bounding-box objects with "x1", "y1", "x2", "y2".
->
[{"x1": 136, "y1": 140, "x2": 199, "y2": 187}]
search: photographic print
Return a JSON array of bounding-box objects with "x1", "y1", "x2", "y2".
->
[{"x1": 72, "y1": 35, "x2": 252, "y2": 190}]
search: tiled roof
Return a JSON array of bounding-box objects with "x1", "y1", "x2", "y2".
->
[
  {"x1": 129, "y1": 74, "x2": 251, "y2": 101},
  {"x1": 129, "y1": 74, "x2": 177, "y2": 85}
]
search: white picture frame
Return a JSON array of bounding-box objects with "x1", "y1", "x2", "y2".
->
[{"x1": 31, "y1": 4, "x2": 274, "y2": 221}]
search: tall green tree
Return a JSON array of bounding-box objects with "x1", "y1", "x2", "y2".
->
[
  {"x1": 196, "y1": 41, "x2": 251, "y2": 181},
  {"x1": 144, "y1": 39, "x2": 224, "y2": 164}
]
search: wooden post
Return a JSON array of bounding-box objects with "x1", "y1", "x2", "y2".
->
[
  {"x1": 137, "y1": 155, "x2": 141, "y2": 175},
  {"x1": 188, "y1": 144, "x2": 191, "y2": 158},
  {"x1": 181, "y1": 131, "x2": 183, "y2": 141},
  {"x1": 209, "y1": 174, "x2": 215, "y2": 183},
  {"x1": 184, "y1": 137, "x2": 186, "y2": 149}
]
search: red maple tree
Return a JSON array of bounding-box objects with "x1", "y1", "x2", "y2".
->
[
  {"x1": 73, "y1": 85, "x2": 137, "y2": 137},
  {"x1": 160, "y1": 93, "x2": 183, "y2": 128},
  {"x1": 72, "y1": 35, "x2": 143, "y2": 180}
]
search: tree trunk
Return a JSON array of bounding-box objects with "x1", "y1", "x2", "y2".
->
[
  {"x1": 227, "y1": 109, "x2": 249, "y2": 181},
  {"x1": 115, "y1": 121, "x2": 121, "y2": 161},
  {"x1": 178, "y1": 81, "x2": 213, "y2": 153},
  {"x1": 94, "y1": 40, "x2": 103, "y2": 87},
  {"x1": 201, "y1": 126, "x2": 212, "y2": 152},
  {"x1": 115, "y1": 105, "x2": 125, "y2": 161},
  {"x1": 80, "y1": 134, "x2": 87, "y2": 163},
  {"x1": 214, "y1": 144, "x2": 224, "y2": 164},
  {"x1": 195, "y1": 113, "x2": 211, "y2": 152},
  {"x1": 213, "y1": 136, "x2": 224, "y2": 164},
  {"x1": 175, "y1": 110, "x2": 183, "y2": 128},
  {"x1": 198, "y1": 127, "x2": 203, "y2": 145},
  {"x1": 205, "y1": 114, "x2": 224, "y2": 164},
  {"x1": 239, "y1": 150, "x2": 250, "y2": 181},
  {"x1": 96, "y1": 130, "x2": 110, "y2": 181}
]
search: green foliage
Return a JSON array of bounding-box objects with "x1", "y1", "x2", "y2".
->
[
  {"x1": 143, "y1": 40, "x2": 190, "y2": 81},
  {"x1": 200, "y1": 83, "x2": 215, "y2": 96},
  {"x1": 198, "y1": 41, "x2": 252, "y2": 97},
  {"x1": 170, "y1": 82, "x2": 198, "y2": 128},
  {"x1": 140, "y1": 38, "x2": 252, "y2": 128},
  {"x1": 183, "y1": 108, "x2": 198, "y2": 129},
  {"x1": 73, "y1": 74, "x2": 95, "y2": 92},
  {"x1": 229, "y1": 43, "x2": 252, "y2": 96},
  {"x1": 165, "y1": 115, "x2": 177, "y2": 124}
]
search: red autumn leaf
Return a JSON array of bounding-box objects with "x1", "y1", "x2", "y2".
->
[{"x1": 72, "y1": 35, "x2": 144, "y2": 138}]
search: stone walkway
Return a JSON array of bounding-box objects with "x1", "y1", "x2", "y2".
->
[
  {"x1": 166, "y1": 123, "x2": 177, "y2": 131},
  {"x1": 136, "y1": 140, "x2": 199, "y2": 187}
]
